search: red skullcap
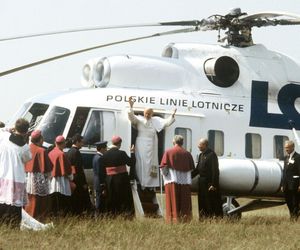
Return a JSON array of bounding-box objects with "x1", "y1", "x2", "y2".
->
[
  {"x1": 55, "y1": 135, "x2": 65, "y2": 143},
  {"x1": 31, "y1": 130, "x2": 42, "y2": 139},
  {"x1": 111, "y1": 135, "x2": 122, "y2": 144}
]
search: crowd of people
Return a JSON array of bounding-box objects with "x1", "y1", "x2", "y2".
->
[{"x1": 0, "y1": 99, "x2": 299, "y2": 228}]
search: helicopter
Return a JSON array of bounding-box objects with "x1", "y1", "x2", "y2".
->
[{"x1": 1, "y1": 8, "x2": 300, "y2": 218}]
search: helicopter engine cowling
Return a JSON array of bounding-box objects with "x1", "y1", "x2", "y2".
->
[
  {"x1": 81, "y1": 55, "x2": 201, "y2": 90},
  {"x1": 204, "y1": 56, "x2": 240, "y2": 87},
  {"x1": 81, "y1": 57, "x2": 111, "y2": 88},
  {"x1": 218, "y1": 159, "x2": 283, "y2": 196}
]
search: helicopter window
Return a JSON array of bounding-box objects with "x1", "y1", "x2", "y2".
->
[
  {"x1": 175, "y1": 127, "x2": 192, "y2": 152},
  {"x1": 40, "y1": 106, "x2": 70, "y2": 144},
  {"x1": 82, "y1": 110, "x2": 115, "y2": 146},
  {"x1": 23, "y1": 103, "x2": 49, "y2": 132},
  {"x1": 245, "y1": 133, "x2": 261, "y2": 159},
  {"x1": 208, "y1": 130, "x2": 224, "y2": 156},
  {"x1": 274, "y1": 135, "x2": 289, "y2": 160},
  {"x1": 67, "y1": 107, "x2": 90, "y2": 138},
  {"x1": 9, "y1": 102, "x2": 32, "y2": 126}
]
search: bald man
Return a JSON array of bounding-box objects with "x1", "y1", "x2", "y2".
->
[
  {"x1": 192, "y1": 138, "x2": 223, "y2": 218},
  {"x1": 160, "y1": 135, "x2": 194, "y2": 223}
]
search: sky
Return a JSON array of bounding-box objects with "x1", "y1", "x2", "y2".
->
[{"x1": 0, "y1": 0, "x2": 300, "y2": 122}]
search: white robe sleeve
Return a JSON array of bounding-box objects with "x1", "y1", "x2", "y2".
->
[
  {"x1": 152, "y1": 115, "x2": 175, "y2": 132},
  {"x1": 0, "y1": 130, "x2": 9, "y2": 144},
  {"x1": 163, "y1": 115, "x2": 175, "y2": 128},
  {"x1": 128, "y1": 108, "x2": 139, "y2": 127}
]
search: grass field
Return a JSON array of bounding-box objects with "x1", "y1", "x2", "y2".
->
[{"x1": 1, "y1": 196, "x2": 300, "y2": 250}]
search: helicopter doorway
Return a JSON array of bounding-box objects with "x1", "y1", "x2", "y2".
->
[
  {"x1": 130, "y1": 111, "x2": 165, "y2": 171},
  {"x1": 129, "y1": 111, "x2": 167, "y2": 217},
  {"x1": 67, "y1": 107, "x2": 116, "y2": 172}
]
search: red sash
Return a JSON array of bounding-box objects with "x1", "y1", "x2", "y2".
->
[{"x1": 106, "y1": 165, "x2": 127, "y2": 176}]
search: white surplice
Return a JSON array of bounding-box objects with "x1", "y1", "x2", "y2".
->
[{"x1": 0, "y1": 131, "x2": 31, "y2": 206}]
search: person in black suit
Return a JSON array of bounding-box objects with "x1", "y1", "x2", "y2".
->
[
  {"x1": 92, "y1": 141, "x2": 108, "y2": 216},
  {"x1": 192, "y1": 138, "x2": 223, "y2": 218},
  {"x1": 281, "y1": 140, "x2": 300, "y2": 220},
  {"x1": 67, "y1": 134, "x2": 93, "y2": 215}
]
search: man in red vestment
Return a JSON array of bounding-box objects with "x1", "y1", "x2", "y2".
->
[
  {"x1": 25, "y1": 130, "x2": 53, "y2": 221},
  {"x1": 160, "y1": 135, "x2": 195, "y2": 223},
  {"x1": 48, "y1": 135, "x2": 73, "y2": 216}
]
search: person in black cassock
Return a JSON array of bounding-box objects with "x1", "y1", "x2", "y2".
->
[
  {"x1": 102, "y1": 135, "x2": 135, "y2": 218},
  {"x1": 281, "y1": 140, "x2": 300, "y2": 220},
  {"x1": 92, "y1": 141, "x2": 108, "y2": 215},
  {"x1": 192, "y1": 138, "x2": 223, "y2": 218},
  {"x1": 66, "y1": 134, "x2": 93, "y2": 215}
]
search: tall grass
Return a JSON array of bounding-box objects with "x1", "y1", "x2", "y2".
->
[{"x1": 1, "y1": 197, "x2": 300, "y2": 250}]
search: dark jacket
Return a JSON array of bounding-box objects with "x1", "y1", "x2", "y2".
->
[
  {"x1": 103, "y1": 147, "x2": 135, "y2": 170},
  {"x1": 66, "y1": 146, "x2": 87, "y2": 187},
  {"x1": 92, "y1": 152, "x2": 106, "y2": 191},
  {"x1": 283, "y1": 151, "x2": 300, "y2": 191},
  {"x1": 192, "y1": 148, "x2": 219, "y2": 187}
]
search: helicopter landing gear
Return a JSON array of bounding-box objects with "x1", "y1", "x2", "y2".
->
[{"x1": 222, "y1": 196, "x2": 242, "y2": 219}]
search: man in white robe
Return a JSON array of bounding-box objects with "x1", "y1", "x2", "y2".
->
[
  {"x1": 0, "y1": 118, "x2": 32, "y2": 228},
  {"x1": 128, "y1": 96, "x2": 176, "y2": 188}
]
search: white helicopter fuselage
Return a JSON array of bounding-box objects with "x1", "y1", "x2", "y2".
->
[{"x1": 10, "y1": 43, "x2": 300, "y2": 199}]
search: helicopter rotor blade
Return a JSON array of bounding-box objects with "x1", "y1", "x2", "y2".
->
[
  {"x1": 0, "y1": 27, "x2": 196, "y2": 77},
  {"x1": 0, "y1": 20, "x2": 201, "y2": 42},
  {"x1": 238, "y1": 11, "x2": 300, "y2": 28},
  {"x1": 277, "y1": 19, "x2": 300, "y2": 25},
  {"x1": 239, "y1": 11, "x2": 300, "y2": 21}
]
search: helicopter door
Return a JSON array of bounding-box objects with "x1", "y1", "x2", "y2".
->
[
  {"x1": 82, "y1": 109, "x2": 116, "y2": 146},
  {"x1": 77, "y1": 109, "x2": 116, "y2": 176},
  {"x1": 67, "y1": 107, "x2": 90, "y2": 139}
]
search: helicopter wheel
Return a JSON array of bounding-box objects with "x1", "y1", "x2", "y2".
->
[{"x1": 222, "y1": 197, "x2": 241, "y2": 219}]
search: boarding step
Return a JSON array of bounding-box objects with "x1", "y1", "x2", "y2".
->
[
  {"x1": 138, "y1": 188, "x2": 160, "y2": 217},
  {"x1": 142, "y1": 202, "x2": 159, "y2": 216},
  {"x1": 131, "y1": 182, "x2": 163, "y2": 218}
]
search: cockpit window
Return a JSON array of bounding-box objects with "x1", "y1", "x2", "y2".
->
[
  {"x1": 23, "y1": 103, "x2": 49, "y2": 131},
  {"x1": 9, "y1": 102, "x2": 32, "y2": 126},
  {"x1": 40, "y1": 106, "x2": 70, "y2": 144}
]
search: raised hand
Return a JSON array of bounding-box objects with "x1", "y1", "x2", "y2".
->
[
  {"x1": 172, "y1": 108, "x2": 177, "y2": 118},
  {"x1": 128, "y1": 96, "x2": 135, "y2": 108},
  {"x1": 130, "y1": 144, "x2": 135, "y2": 153}
]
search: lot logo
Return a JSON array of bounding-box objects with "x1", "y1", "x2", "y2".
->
[{"x1": 250, "y1": 81, "x2": 300, "y2": 130}]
